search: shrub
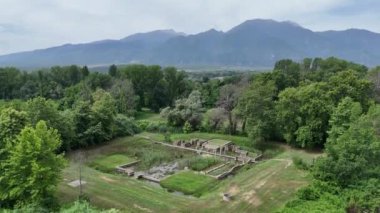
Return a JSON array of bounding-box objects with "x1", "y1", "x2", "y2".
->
[
  {"x1": 113, "y1": 114, "x2": 140, "y2": 137},
  {"x1": 183, "y1": 121, "x2": 192, "y2": 134},
  {"x1": 292, "y1": 156, "x2": 310, "y2": 170}
]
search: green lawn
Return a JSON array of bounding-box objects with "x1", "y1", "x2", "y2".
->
[
  {"x1": 160, "y1": 171, "x2": 217, "y2": 196},
  {"x1": 89, "y1": 154, "x2": 136, "y2": 173}
]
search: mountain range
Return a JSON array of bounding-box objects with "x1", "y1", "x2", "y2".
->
[{"x1": 1, "y1": 19, "x2": 380, "y2": 69}]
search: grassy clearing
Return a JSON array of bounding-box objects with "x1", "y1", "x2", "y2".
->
[
  {"x1": 135, "y1": 109, "x2": 165, "y2": 122},
  {"x1": 81, "y1": 136, "x2": 195, "y2": 171},
  {"x1": 89, "y1": 154, "x2": 136, "y2": 173},
  {"x1": 160, "y1": 171, "x2": 217, "y2": 196},
  {"x1": 188, "y1": 156, "x2": 221, "y2": 171},
  {"x1": 58, "y1": 133, "x2": 321, "y2": 212}
]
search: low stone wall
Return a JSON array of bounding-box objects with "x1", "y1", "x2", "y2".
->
[
  {"x1": 214, "y1": 164, "x2": 244, "y2": 180},
  {"x1": 135, "y1": 173, "x2": 161, "y2": 183},
  {"x1": 115, "y1": 160, "x2": 140, "y2": 175}
]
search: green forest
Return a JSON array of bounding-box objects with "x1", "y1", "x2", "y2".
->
[{"x1": 0, "y1": 57, "x2": 379, "y2": 212}]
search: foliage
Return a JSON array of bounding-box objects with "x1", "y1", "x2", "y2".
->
[
  {"x1": 282, "y1": 105, "x2": 380, "y2": 212},
  {"x1": 237, "y1": 79, "x2": 277, "y2": 144},
  {"x1": 25, "y1": 97, "x2": 75, "y2": 151},
  {"x1": 161, "y1": 90, "x2": 204, "y2": 129},
  {"x1": 110, "y1": 79, "x2": 137, "y2": 115},
  {"x1": 292, "y1": 156, "x2": 310, "y2": 170},
  {"x1": 276, "y1": 83, "x2": 333, "y2": 148},
  {"x1": 217, "y1": 84, "x2": 242, "y2": 134},
  {"x1": 0, "y1": 121, "x2": 65, "y2": 208},
  {"x1": 112, "y1": 114, "x2": 140, "y2": 137},
  {"x1": 0, "y1": 108, "x2": 28, "y2": 144},
  {"x1": 182, "y1": 121, "x2": 192, "y2": 133},
  {"x1": 201, "y1": 108, "x2": 227, "y2": 132}
]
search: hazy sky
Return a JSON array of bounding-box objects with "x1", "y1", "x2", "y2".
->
[{"x1": 0, "y1": 0, "x2": 379, "y2": 55}]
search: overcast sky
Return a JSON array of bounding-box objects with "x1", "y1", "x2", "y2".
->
[{"x1": 0, "y1": 0, "x2": 379, "y2": 55}]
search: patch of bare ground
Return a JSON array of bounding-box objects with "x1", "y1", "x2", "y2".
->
[
  {"x1": 100, "y1": 175, "x2": 116, "y2": 183},
  {"x1": 133, "y1": 204, "x2": 153, "y2": 213},
  {"x1": 242, "y1": 190, "x2": 262, "y2": 207},
  {"x1": 228, "y1": 184, "x2": 240, "y2": 196}
]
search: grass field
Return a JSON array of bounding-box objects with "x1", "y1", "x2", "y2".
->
[
  {"x1": 160, "y1": 171, "x2": 217, "y2": 196},
  {"x1": 89, "y1": 154, "x2": 136, "y2": 173},
  {"x1": 58, "y1": 133, "x2": 321, "y2": 212}
]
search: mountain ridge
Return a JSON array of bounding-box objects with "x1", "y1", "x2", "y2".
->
[{"x1": 1, "y1": 19, "x2": 379, "y2": 68}]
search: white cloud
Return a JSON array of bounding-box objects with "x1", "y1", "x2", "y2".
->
[{"x1": 0, "y1": 0, "x2": 378, "y2": 55}]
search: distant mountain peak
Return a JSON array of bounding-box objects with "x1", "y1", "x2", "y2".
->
[
  {"x1": 121, "y1": 29, "x2": 185, "y2": 41},
  {"x1": 1, "y1": 19, "x2": 380, "y2": 68}
]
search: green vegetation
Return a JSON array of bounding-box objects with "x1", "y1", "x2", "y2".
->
[
  {"x1": 90, "y1": 154, "x2": 136, "y2": 173},
  {"x1": 135, "y1": 108, "x2": 165, "y2": 122},
  {"x1": 160, "y1": 171, "x2": 217, "y2": 196},
  {"x1": 188, "y1": 156, "x2": 221, "y2": 171},
  {"x1": 0, "y1": 121, "x2": 65, "y2": 208},
  {"x1": 1, "y1": 58, "x2": 380, "y2": 212},
  {"x1": 53, "y1": 134, "x2": 318, "y2": 212}
]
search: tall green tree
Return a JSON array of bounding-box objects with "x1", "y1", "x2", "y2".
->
[
  {"x1": 276, "y1": 83, "x2": 333, "y2": 148},
  {"x1": 238, "y1": 80, "x2": 277, "y2": 144},
  {"x1": 110, "y1": 79, "x2": 136, "y2": 115},
  {"x1": 163, "y1": 67, "x2": 187, "y2": 106},
  {"x1": 108, "y1": 64, "x2": 118, "y2": 77},
  {"x1": 217, "y1": 84, "x2": 241, "y2": 135},
  {"x1": 0, "y1": 121, "x2": 65, "y2": 208},
  {"x1": 25, "y1": 97, "x2": 75, "y2": 150},
  {"x1": 327, "y1": 97, "x2": 362, "y2": 143}
]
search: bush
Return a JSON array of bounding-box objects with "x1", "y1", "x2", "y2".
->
[
  {"x1": 183, "y1": 121, "x2": 192, "y2": 134},
  {"x1": 113, "y1": 114, "x2": 140, "y2": 137},
  {"x1": 136, "y1": 120, "x2": 150, "y2": 131},
  {"x1": 163, "y1": 132, "x2": 172, "y2": 143},
  {"x1": 292, "y1": 156, "x2": 310, "y2": 170}
]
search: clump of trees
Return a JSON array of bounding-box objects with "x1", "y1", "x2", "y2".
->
[
  {"x1": 239, "y1": 57, "x2": 375, "y2": 148},
  {"x1": 281, "y1": 102, "x2": 380, "y2": 212},
  {"x1": 0, "y1": 116, "x2": 65, "y2": 208},
  {"x1": 161, "y1": 90, "x2": 204, "y2": 131}
]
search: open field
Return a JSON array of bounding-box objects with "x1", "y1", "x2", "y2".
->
[
  {"x1": 160, "y1": 171, "x2": 217, "y2": 196},
  {"x1": 57, "y1": 133, "x2": 321, "y2": 212},
  {"x1": 89, "y1": 154, "x2": 137, "y2": 173}
]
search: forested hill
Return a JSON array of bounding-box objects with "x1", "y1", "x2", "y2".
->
[{"x1": 1, "y1": 19, "x2": 380, "y2": 68}]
